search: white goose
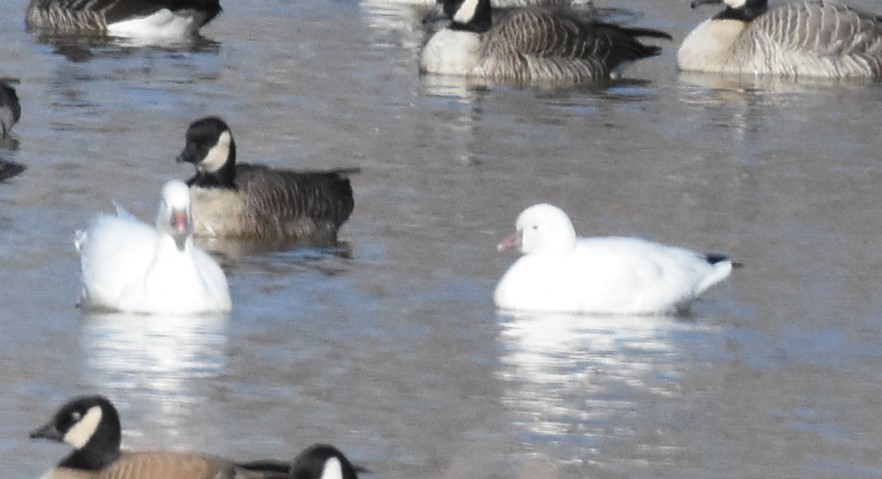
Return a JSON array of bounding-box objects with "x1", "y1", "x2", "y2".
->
[
  {"x1": 494, "y1": 204, "x2": 734, "y2": 315},
  {"x1": 76, "y1": 179, "x2": 232, "y2": 315}
]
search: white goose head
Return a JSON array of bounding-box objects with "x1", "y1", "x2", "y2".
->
[
  {"x1": 498, "y1": 203, "x2": 578, "y2": 255},
  {"x1": 157, "y1": 179, "x2": 194, "y2": 251}
]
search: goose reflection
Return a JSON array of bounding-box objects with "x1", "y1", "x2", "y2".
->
[
  {"x1": 78, "y1": 312, "x2": 228, "y2": 443},
  {"x1": 497, "y1": 311, "x2": 708, "y2": 446}
]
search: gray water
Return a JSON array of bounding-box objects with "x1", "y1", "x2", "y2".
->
[{"x1": 3, "y1": 0, "x2": 882, "y2": 478}]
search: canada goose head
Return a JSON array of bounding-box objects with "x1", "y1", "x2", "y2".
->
[
  {"x1": 498, "y1": 203, "x2": 577, "y2": 255},
  {"x1": 690, "y1": 0, "x2": 767, "y2": 21},
  {"x1": 291, "y1": 444, "x2": 360, "y2": 479},
  {"x1": 176, "y1": 116, "x2": 237, "y2": 188},
  {"x1": 425, "y1": 0, "x2": 492, "y2": 32},
  {"x1": 30, "y1": 395, "x2": 122, "y2": 471},
  {"x1": 157, "y1": 179, "x2": 194, "y2": 251}
]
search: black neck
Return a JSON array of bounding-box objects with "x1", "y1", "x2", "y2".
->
[
  {"x1": 451, "y1": 0, "x2": 492, "y2": 33},
  {"x1": 57, "y1": 432, "x2": 121, "y2": 471},
  {"x1": 188, "y1": 138, "x2": 238, "y2": 188},
  {"x1": 714, "y1": 0, "x2": 767, "y2": 22}
]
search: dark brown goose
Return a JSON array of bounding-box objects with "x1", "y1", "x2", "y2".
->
[
  {"x1": 419, "y1": 0, "x2": 671, "y2": 86},
  {"x1": 679, "y1": 0, "x2": 882, "y2": 78},
  {"x1": 25, "y1": 0, "x2": 222, "y2": 37},
  {"x1": 175, "y1": 116, "x2": 356, "y2": 245},
  {"x1": 31, "y1": 395, "x2": 359, "y2": 479}
]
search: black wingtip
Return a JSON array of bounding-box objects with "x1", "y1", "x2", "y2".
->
[
  {"x1": 705, "y1": 253, "x2": 742, "y2": 268},
  {"x1": 624, "y1": 27, "x2": 673, "y2": 40}
]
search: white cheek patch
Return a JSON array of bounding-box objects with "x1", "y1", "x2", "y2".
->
[
  {"x1": 724, "y1": 0, "x2": 747, "y2": 8},
  {"x1": 320, "y1": 457, "x2": 344, "y2": 479},
  {"x1": 63, "y1": 406, "x2": 102, "y2": 449},
  {"x1": 199, "y1": 131, "x2": 231, "y2": 173},
  {"x1": 454, "y1": 0, "x2": 479, "y2": 24}
]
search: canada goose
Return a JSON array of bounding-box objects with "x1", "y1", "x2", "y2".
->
[
  {"x1": 76, "y1": 179, "x2": 232, "y2": 315},
  {"x1": 679, "y1": 0, "x2": 882, "y2": 78},
  {"x1": 175, "y1": 116, "x2": 356, "y2": 244},
  {"x1": 31, "y1": 395, "x2": 360, "y2": 479},
  {"x1": 25, "y1": 0, "x2": 222, "y2": 39},
  {"x1": 494, "y1": 204, "x2": 734, "y2": 315},
  {"x1": 0, "y1": 78, "x2": 21, "y2": 137},
  {"x1": 420, "y1": 0, "x2": 671, "y2": 86}
]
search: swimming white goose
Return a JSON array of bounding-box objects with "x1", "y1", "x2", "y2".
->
[
  {"x1": 420, "y1": 0, "x2": 671, "y2": 86},
  {"x1": 494, "y1": 204, "x2": 734, "y2": 315},
  {"x1": 76, "y1": 179, "x2": 231, "y2": 315},
  {"x1": 176, "y1": 116, "x2": 356, "y2": 244},
  {"x1": 679, "y1": 0, "x2": 882, "y2": 78},
  {"x1": 25, "y1": 0, "x2": 222, "y2": 39},
  {"x1": 31, "y1": 395, "x2": 360, "y2": 479}
]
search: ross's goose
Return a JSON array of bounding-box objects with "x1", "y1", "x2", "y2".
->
[
  {"x1": 494, "y1": 203, "x2": 733, "y2": 315},
  {"x1": 76, "y1": 179, "x2": 231, "y2": 315}
]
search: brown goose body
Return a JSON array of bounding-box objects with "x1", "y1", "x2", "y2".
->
[
  {"x1": 680, "y1": 0, "x2": 882, "y2": 78},
  {"x1": 31, "y1": 396, "x2": 359, "y2": 479},
  {"x1": 47, "y1": 451, "x2": 284, "y2": 479},
  {"x1": 420, "y1": 0, "x2": 670, "y2": 86},
  {"x1": 177, "y1": 117, "x2": 356, "y2": 244}
]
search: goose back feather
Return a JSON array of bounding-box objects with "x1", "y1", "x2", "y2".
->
[
  {"x1": 479, "y1": 11, "x2": 669, "y2": 83},
  {"x1": 679, "y1": 0, "x2": 882, "y2": 78}
]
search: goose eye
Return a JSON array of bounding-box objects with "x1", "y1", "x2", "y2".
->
[{"x1": 71, "y1": 411, "x2": 82, "y2": 422}]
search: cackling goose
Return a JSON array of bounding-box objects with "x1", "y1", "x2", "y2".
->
[
  {"x1": 494, "y1": 203, "x2": 734, "y2": 315},
  {"x1": 31, "y1": 395, "x2": 360, "y2": 479},
  {"x1": 176, "y1": 116, "x2": 356, "y2": 245},
  {"x1": 420, "y1": 0, "x2": 671, "y2": 86},
  {"x1": 679, "y1": 0, "x2": 882, "y2": 78}
]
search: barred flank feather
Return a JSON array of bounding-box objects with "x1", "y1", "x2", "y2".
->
[{"x1": 236, "y1": 165, "x2": 355, "y2": 240}]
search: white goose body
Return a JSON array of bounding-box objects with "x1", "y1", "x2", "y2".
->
[
  {"x1": 494, "y1": 204, "x2": 733, "y2": 315},
  {"x1": 679, "y1": 0, "x2": 882, "y2": 78},
  {"x1": 76, "y1": 180, "x2": 231, "y2": 315}
]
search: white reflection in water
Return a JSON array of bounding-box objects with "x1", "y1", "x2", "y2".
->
[
  {"x1": 77, "y1": 313, "x2": 228, "y2": 440},
  {"x1": 497, "y1": 312, "x2": 695, "y2": 445}
]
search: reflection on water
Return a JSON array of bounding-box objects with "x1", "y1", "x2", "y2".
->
[
  {"x1": 497, "y1": 311, "x2": 714, "y2": 456},
  {"x1": 78, "y1": 312, "x2": 228, "y2": 442}
]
